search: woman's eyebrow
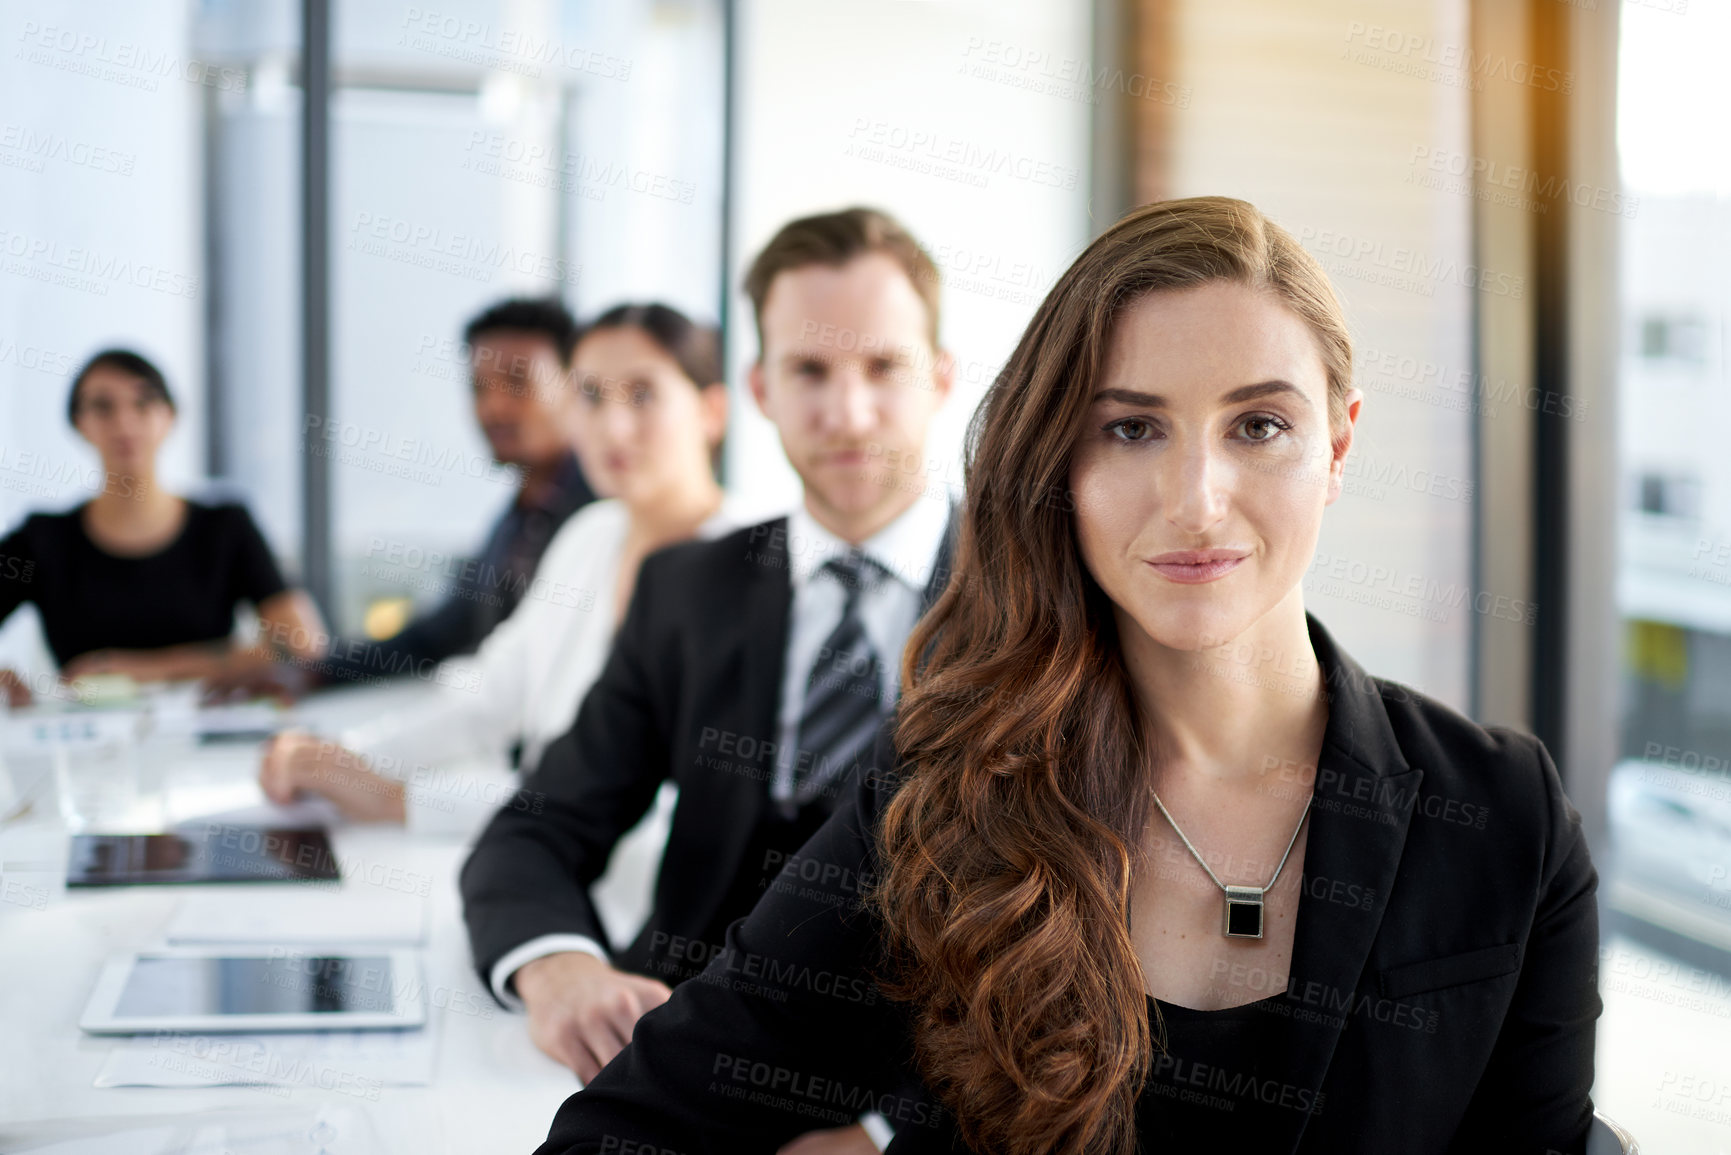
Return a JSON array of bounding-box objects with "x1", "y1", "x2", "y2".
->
[{"x1": 1091, "y1": 380, "x2": 1312, "y2": 408}]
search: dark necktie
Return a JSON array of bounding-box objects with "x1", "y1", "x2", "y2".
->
[{"x1": 791, "y1": 551, "x2": 888, "y2": 809}]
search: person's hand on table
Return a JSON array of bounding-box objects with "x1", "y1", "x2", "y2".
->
[
  {"x1": 513, "y1": 951, "x2": 672, "y2": 1082},
  {"x1": 202, "y1": 653, "x2": 314, "y2": 705},
  {"x1": 777, "y1": 1124, "x2": 880, "y2": 1154},
  {"x1": 66, "y1": 643, "x2": 238, "y2": 686},
  {"x1": 0, "y1": 667, "x2": 32, "y2": 708},
  {"x1": 62, "y1": 648, "x2": 171, "y2": 682},
  {"x1": 258, "y1": 730, "x2": 406, "y2": 823}
]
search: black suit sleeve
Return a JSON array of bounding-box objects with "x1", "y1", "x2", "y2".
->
[
  {"x1": 534, "y1": 754, "x2": 931, "y2": 1155},
  {"x1": 459, "y1": 553, "x2": 680, "y2": 994},
  {"x1": 1449, "y1": 736, "x2": 1599, "y2": 1155}
]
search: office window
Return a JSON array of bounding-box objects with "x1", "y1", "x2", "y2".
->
[
  {"x1": 1639, "y1": 314, "x2": 1710, "y2": 365},
  {"x1": 0, "y1": 0, "x2": 209, "y2": 672},
  {"x1": 1598, "y1": 0, "x2": 1731, "y2": 1145}
]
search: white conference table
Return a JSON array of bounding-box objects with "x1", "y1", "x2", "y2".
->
[{"x1": 0, "y1": 681, "x2": 582, "y2": 1154}]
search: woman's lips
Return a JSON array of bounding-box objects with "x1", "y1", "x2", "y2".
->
[{"x1": 1146, "y1": 554, "x2": 1247, "y2": 584}]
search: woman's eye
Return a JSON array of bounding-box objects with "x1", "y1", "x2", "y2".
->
[
  {"x1": 631, "y1": 386, "x2": 652, "y2": 407},
  {"x1": 1239, "y1": 414, "x2": 1292, "y2": 442},
  {"x1": 1106, "y1": 418, "x2": 1155, "y2": 442}
]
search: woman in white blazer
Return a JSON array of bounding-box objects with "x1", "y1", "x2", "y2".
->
[{"x1": 259, "y1": 305, "x2": 738, "y2": 856}]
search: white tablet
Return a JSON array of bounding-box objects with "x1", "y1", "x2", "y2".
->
[{"x1": 78, "y1": 946, "x2": 426, "y2": 1034}]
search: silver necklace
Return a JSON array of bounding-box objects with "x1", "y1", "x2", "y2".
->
[{"x1": 1149, "y1": 790, "x2": 1312, "y2": 939}]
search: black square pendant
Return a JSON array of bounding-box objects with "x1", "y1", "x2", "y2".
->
[{"x1": 1224, "y1": 886, "x2": 1264, "y2": 938}]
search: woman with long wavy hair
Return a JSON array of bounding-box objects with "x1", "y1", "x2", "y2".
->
[{"x1": 531, "y1": 197, "x2": 1600, "y2": 1155}]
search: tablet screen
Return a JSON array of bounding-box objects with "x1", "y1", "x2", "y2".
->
[
  {"x1": 67, "y1": 826, "x2": 340, "y2": 886},
  {"x1": 112, "y1": 955, "x2": 397, "y2": 1018}
]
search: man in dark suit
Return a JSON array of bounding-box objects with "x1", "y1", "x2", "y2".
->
[{"x1": 460, "y1": 208, "x2": 957, "y2": 1148}]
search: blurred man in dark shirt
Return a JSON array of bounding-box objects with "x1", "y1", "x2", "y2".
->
[
  {"x1": 345, "y1": 298, "x2": 596, "y2": 671},
  {"x1": 212, "y1": 298, "x2": 595, "y2": 698}
]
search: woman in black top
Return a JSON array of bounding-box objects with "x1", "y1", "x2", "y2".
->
[
  {"x1": 535, "y1": 198, "x2": 1600, "y2": 1154},
  {"x1": 0, "y1": 350, "x2": 325, "y2": 703}
]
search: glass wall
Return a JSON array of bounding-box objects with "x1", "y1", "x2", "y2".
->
[
  {"x1": 0, "y1": 0, "x2": 726, "y2": 664},
  {"x1": 1596, "y1": 1, "x2": 1731, "y2": 1146},
  {"x1": 202, "y1": 0, "x2": 725, "y2": 638},
  {"x1": 0, "y1": 0, "x2": 209, "y2": 674}
]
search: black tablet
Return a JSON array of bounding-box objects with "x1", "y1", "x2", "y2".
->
[{"x1": 66, "y1": 824, "x2": 341, "y2": 887}]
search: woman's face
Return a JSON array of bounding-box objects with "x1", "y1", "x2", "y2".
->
[
  {"x1": 567, "y1": 326, "x2": 726, "y2": 507},
  {"x1": 72, "y1": 367, "x2": 175, "y2": 474},
  {"x1": 1067, "y1": 280, "x2": 1361, "y2": 653}
]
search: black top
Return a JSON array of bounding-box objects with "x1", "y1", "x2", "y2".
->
[
  {"x1": 312, "y1": 450, "x2": 594, "y2": 685},
  {"x1": 1143, "y1": 994, "x2": 1293, "y2": 1151},
  {"x1": 0, "y1": 500, "x2": 288, "y2": 666},
  {"x1": 532, "y1": 613, "x2": 1599, "y2": 1155}
]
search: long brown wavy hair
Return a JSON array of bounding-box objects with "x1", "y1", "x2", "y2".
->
[{"x1": 872, "y1": 196, "x2": 1354, "y2": 1154}]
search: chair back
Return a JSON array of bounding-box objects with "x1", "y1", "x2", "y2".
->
[{"x1": 1588, "y1": 1110, "x2": 1638, "y2": 1155}]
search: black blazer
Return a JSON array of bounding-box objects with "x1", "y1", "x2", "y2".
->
[
  {"x1": 533, "y1": 613, "x2": 1600, "y2": 1155},
  {"x1": 460, "y1": 513, "x2": 956, "y2": 991}
]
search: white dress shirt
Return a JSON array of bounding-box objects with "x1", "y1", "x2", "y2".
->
[{"x1": 770, "y1": 495, "x2": 953, "y2": 803}]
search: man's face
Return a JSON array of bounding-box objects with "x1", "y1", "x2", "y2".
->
[
  {"x1": 749, "y1": 253, "x2": 952, "y2": 535},
  {"x1": 469, "y1": 330, "x2": 571, "y2": 468}
]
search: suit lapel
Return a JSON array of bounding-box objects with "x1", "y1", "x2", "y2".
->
[
  {"x1": 679, "y1": 519, "x2": 793, "y2": 935},
  {"x1": 685, "y1": 509, "x2": 950, "y2": 936},
  {"x1": 1263, "y1": 614, "x2": 1424, "y2": 1154},
  {"x1": 738, "y1": 518, "x2": 795, "y2": 768}
]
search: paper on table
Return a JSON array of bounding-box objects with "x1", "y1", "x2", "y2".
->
[
  {"x1": 93, "y1": 1026, "x2": 436, "y2": 1091},
  {"x1": 163, "y1": 789, "x2": 341, "y2": 832},
  {"x1": 165, "y1": 891, "x2": 428, "y2": 946},
  {"x1": 0, "y1": 824, "x2": 68, "y2": 908},
  {"x1": 0, "y1": 1103, "x2": 381, "y2": 1154},
  {"x1": 147, "y1": 686, "x2": 294, "y2": 740}
]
